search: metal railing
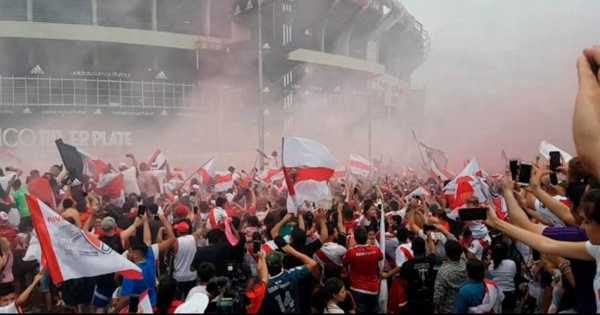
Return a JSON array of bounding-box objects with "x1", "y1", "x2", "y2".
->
[{"x1": 0, "y1": 76, "x2": 194, "y2": 109}]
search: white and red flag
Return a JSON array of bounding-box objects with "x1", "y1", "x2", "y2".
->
[
  {"x1": 196, "y1": 158, "x2": 215, "y2": 185},
  {"x1": 443, "y1": 159, "x2": 491, "y2": 209},
  {"x1": 214, "y1": 171, "x2": 233, "y2": 192},
  {"x1": 539, "y1": 140, "x2": 573, "y2": 163},
  {"x1": 95, "y1": 172, "x2": 125, "y2": 200},
  {"x1": 332, "y1": 166, "x2": 347, "y2": 179},
  {"x1": 260, "y1": 168, "x2": 284, "y2": 184},
  {"x1": 26, "y1": 195, "x2": 142, "y2": 285},
  {"x1": 148, "y1": 149, "x2": 168, "y2": 170},
  {"x1": 349, "y1": 154, "x2": 373, "y2": 177},
  {"x1": 282, "y1": 137, "x2": 337, "y2": 214}
]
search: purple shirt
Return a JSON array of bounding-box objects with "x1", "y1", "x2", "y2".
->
[
  {"x1": 542, "y1": 226, "x2": 588, "y2": 242},
  {"x1": 543, "y1": 226, "x2": 596, "y2": 313}
]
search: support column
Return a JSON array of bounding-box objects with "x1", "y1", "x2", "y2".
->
[
  {"x1": 27, "y1": 0, "x2": 32, "y2": 21},
  {"x1": 204, "y1": 0, "x2": 212, "y2": 36},
  {"x1": 152, "y1": 0, "x2": 158, "y2": 31},
  {"x1": 92, "y1": 0, "x2": 97, "y2": 25}
]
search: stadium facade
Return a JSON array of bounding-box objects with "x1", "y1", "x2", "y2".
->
[{"x1": 0, "y1": 0, "x2": 429, "y2": 168}]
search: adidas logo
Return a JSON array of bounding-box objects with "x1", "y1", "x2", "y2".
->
[{"x1": 30, "y1": 65, "x2": 45, "y2": 75}]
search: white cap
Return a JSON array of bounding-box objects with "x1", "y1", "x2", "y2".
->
[{"x1": 174, "y1": 293, "x2": 209, "y2": 314}]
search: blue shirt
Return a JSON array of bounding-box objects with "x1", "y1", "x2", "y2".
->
[
  {"x1": 120, "y1": 247, "x2": 157, "y2": 307},
  {"x1": 263, "y1": 266, "x2": 311, "y2": 314},
  {"x1": 454, "y1": 280, "x2": 484, "y2": 314}
]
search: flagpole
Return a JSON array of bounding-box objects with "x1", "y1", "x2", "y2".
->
[
  {"x1": 411, "y1": 130, "x2": 428, "y2": 172},
  {"x1": 177, "y1": 156, "x2": 215, "y2": 189},
  {"x1": 257, "y1": 0, "x2": 266, "y2": 170}
]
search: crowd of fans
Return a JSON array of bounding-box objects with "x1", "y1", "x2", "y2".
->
[{"x1": 0, "y1": 46, "x2": 597, "y2": 314}]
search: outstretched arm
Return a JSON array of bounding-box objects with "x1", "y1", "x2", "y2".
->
[
  {"x1": 16, "y1": 268, "x2": 46, "y2": 307},
  {"x1": 573, "y1": 47, "x2": 600, "y2": 178}
]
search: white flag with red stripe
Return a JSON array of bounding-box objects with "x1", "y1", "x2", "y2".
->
[
  {"x1": 26, "y1": 195, "x2": 142, "y2": 285},
  {"x1": 260, "y1": 168, "x2": 284, "y2": 184},
  {"x1": 214, "y1": 171, "x2": 233, "y2": 192},
  {"x1": 148, "y1": 149, "x2": 168, "y2": 170},
  {"x1": 95, "y1": 172, "x2": 125, "y2": 200},
  {"x1": 443, "y1": 159, "x2": 491, "y2": 209},
  {"x1": 349, "y1": 154, "x2": 373, "y2": 177},
  {"x1": 282, "y1": 137, "x2": 337, "y2": 214},
  {"x1": 332, "y1": 166, "x2": 347, "y2": 179},
  {"x1": 196, "y1": 158, "x2": 215, "y2": 185},
  {"x1": 539, "y1": 140, "x2": 573, "y2": 163}
]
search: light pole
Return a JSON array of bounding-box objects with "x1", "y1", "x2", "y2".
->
[{"x1": 257, "y1": 0, "x2": 266, "y2": 170}]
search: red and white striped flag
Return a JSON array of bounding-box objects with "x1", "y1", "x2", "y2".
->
[
  {"x1": 260, "y1": 168, "x2": 284, "y2": 184},
  {"x1": 26, "y1": 196, "x2": 142, "y2": 285},
  {"x1": 214, "y1": 171, "x2": 233, "y2": 192},
  {"x1": 197, "y1": 158, "x2": 215, "y2": 185},
  {"x1": 148, "y1": 149, "x2": 168, "y2": 170},
  {"x1": 349, "y1": 154, "x2": 373, "y2": 177},
  {"x1": 282, "y1": 137, "x2": 337, "y2": 214}
]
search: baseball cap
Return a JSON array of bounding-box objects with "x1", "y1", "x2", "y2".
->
[
  {"x1": 174, "y1": 205, "x2": 190, "y2": 218},
  {"x1": 173, "y1": 222, "x2": 191, "y2": 235},
  {"x1": 101, "y1": 217, "x2": 117, "y2": 231}
]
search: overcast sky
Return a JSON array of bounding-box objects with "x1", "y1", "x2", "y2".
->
[{"x1": 400, "y1": 0, "x2": 600, "y2": 171}]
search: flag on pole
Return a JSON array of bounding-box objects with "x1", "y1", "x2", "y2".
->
[
  {"x1": 95, "y1": 173, "x2": 125, "y2": 200},
  {"x1": 27, "y1": 177, "x2": 56, "y2": 209},
  {"x1": 539, "y1": 141, "x2": 573, "y2": 163},
  {"x1": 26, "y1": 195, "x2": 142, "y2": 284},
  {"x1": 282, "y1": 137, "x2": 337, "y2": 214},
  {"x1": 197, "y1": 158, "x2": 215, "y2": 185},
  {"x1": 404, "y1": 186, "x2": 431, "y2": 201},
  {"x1": 349, "y1": 154, "x2": 373, "y2": 177},
  {"x1": 214, "y1": 171, "x2": 233, "y2": 192},
  {"x1": 260, "y1": 168, "x2": 284, "y2": 184},
  {"x1": 419, "y1": 142, "x2": 453, "y2": 180},
  {"x1": 55, "y1": 139, "x2": 107, "y2": 181},
  {"x1": 148, "y1": 149, "x2": 168, "y2": 170},
  {"x1": 443, "y1": 159, "x2": 490, "y2": 209},
  {"x1": 332, "y1": 166, "x2": 347, "y2": 179}
]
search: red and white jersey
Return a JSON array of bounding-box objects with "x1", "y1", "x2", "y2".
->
[{"x1": 207, "y1": 207, "x2": 229, "y2": 230}]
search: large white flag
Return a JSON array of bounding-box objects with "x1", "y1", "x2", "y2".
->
[
  {"x1": 197, "y1": 158, "x2": 215, "y2": 185},
  {"x1": 349, "y1": 154, "x2": 372, "y2": 177},
  {"x1": 214, "y1": 171, "x2": 234, "y2": 192},
  {"x1": 26, "y1": 195, "x2": 142, "y2": 284},
  {"x1": 282, "y1": 137, "x2": 337, "y2": 213},
  {"x1": 539, "y1": 140, "x2": 573, "y2": 163}
]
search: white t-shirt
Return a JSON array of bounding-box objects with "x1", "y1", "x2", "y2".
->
[
  {"x1": 122, "y1": 167, "x2": 141, "y2": 196},
  {"x1": 324, "y1": 302, "x2": 344, "y2": 314},
  {"x1": 585, "y1": 241, "x2": 600, "y2": 313},
  {"x1": 467, "y1": 239, "x2": 484, "y2": 261},
  {"x1": 186, "y1": 285, "x2": 208, "y2": 302},
  {"x1": 489, "y1": 259, "x2": 517, "y2": 292},
  {"x1": 0, "y1": 302, "x2": 18, "y2": 314},
  {"x1": 173, "y1": 235, "x2": 198, "y2": 282},
  {"x1": 395, "y1": 243, "x2": 413, "y2": 267}
]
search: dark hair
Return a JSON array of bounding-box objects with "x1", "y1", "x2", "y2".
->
[
  {"x1": 445, "y1": 240, "x2": 462, "y2": 261},
  {"x1": 354, "y1": 227, "x2": 368, "y2": 245},
  {"x1": 215, "y1": 197, "x2": 227, "y2": 208},
  {"x1": 412, "y1": 237, "x2": 426, "y2": 256},
  {"x1": 396, "y1": 226, "x2": 409, "y2": 243},
  {"x1": 581, "y1": 189, "x2": 600, "y2": 224},
  {"x1": 129, "y1": 237, "x2": 148, "y2": 256},
  {"x1": 62, "y1": 198, "x2": 74, "y2": 209},
  {"x1": 389, "y1": 200, "x2": 400, "y2": 212},
  {"x1": 197, "y1": 263, "x2": 216, "y2": 283},
  {"x1": 362, "y1": 199, "x2": 373, "y2": 215},
  {"x1": 206, "y1": 229, "x2": 227, "y2": 245},
  {"x1": 491, "y1": 243, "x2": 508, "y2": 270},
  {"x1": 0, "y1": 283, "x2": 15, "y2": 297},
  {"x1": 245, "y1": 215, "x2": 260, "y2": 228},
  {"x1": 466, "y1": 259, "x2": 485, "y2": 282},
  {"x1": 342, "y1": 204, "x2": 354, "y2": 220},
  {"x1": 322, "y1": 278, "x2": 344, "y2": 304},
  {"x1": 10, "y1": 179, "x2": 21, "y2": 190},
  {"x1": 291, "y1": 228, "x2": 307, "y2": 249}
]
